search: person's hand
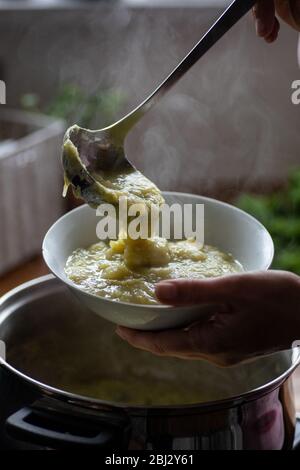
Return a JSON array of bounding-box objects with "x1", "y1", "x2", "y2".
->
[
  {"x1": 116, "y1": 271, "x2": 300, "y2": 366},
  {"x1": 253, "y1": 0, "x2": 300, "y2": 42}
]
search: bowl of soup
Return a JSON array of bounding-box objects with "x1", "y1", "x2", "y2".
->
[{"x1": 42, "y1": 192, "x2": 274, "y2": 330}]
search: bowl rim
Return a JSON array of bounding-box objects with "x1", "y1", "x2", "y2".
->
[{"x1": 42, "y1": 191, "x2": 274, "y2": 310}]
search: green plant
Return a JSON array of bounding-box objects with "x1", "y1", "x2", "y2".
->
[
  {"x1": 236, "y1": 169, "x2": 300, "y2": 274},
  {"x1": 21, "y1": 83, "x2": 126, "y2": 129}
]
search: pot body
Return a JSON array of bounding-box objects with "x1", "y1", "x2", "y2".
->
[{"x1": 0, "y1": 276, "x2": 299, "y2": 450}]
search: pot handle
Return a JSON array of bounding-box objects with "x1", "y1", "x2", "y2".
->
[{"x1": 6, "y1": 406, "x2": 129, "y2": 449}]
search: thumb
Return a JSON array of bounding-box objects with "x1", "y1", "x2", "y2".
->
[{"x1": 155, "y1": 275, "x2": 247, "y2": 306}]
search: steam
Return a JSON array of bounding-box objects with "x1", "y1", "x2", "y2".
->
[
  {"x1": 116, "y1": 6, "x2": 300, "y2": 197},
  {"x1": 11, "y1": 3, "x2": 300, "y2": 198}
]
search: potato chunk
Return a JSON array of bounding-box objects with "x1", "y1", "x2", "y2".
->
[
  {"x1": 124, "y1": 237, "x2": 170, "y2": 269},
  {"x1": 169, "y1": 239, "x2": 206, "y2": 261}
]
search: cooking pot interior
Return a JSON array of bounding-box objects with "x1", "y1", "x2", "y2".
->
[{"x1": 0, "y1": 278, "x2": 296, "y2": 407}]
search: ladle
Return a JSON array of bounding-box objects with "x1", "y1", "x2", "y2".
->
[{"x1": 63, "y1": 0, "x2": 256, "y2": 207}]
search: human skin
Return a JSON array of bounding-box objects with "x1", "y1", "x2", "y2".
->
[
  {"x1": 116, "y1": 271, "x2": 300, "y2": 366},
  {"x1": 116, "y1": 2, "x2": 300, "y2": 366},
  {"x1": 253, "y1": 0, "x2": 300, "y2": 42}
]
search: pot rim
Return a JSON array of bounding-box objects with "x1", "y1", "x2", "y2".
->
[{"x1": 0, "y1": 275, "x2": 299, "y2": 415}]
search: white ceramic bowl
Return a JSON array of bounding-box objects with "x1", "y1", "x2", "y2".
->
[{"x1": 42, "y1": 192, "x2": 274, "y2": 331}]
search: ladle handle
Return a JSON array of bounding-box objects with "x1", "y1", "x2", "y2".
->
[{"x1": 113, "y1": 0, "x2": 256, "y2": 138}]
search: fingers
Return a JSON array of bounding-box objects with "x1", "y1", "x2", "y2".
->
[
  {"x1": 116, "y1": 317, "x2": 241, "y2": 366},
  {"x1": 116, "y1": 271, "x2": 300, "y2": 367},
  {"x1": 116, "y1": 314, "x2": 231, "y2": 359},
  {"x1": 116, "y1": 325, "x2": 196, "y2": 357},
  {"x1": 253, "y1": 0, "x2": 277, "y2": 39},
  {"x1": 275, "y1": 0, "x2": 300, "y2": 31},
  {"x1": 253, "y1": 0, "x2": 300, "y2": 40},
  {"x1": 155, "y1": 274, "x2": 252, "y2": 306},
  {"x1": 265, "y1": 17, "x2": 280, "y2": 42}
]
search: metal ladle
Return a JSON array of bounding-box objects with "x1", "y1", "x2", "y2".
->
[{"x1": 63, "y1": 0, "x2": 256, "y2": 207}]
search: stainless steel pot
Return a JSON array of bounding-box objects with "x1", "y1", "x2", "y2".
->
[{"x1": 0, "y1": 275, "x2": 299, "y2": 450}]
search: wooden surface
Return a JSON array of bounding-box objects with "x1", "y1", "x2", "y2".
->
[
  {"x1": 0, "y1": 258, "x2": 299, "y2": 412},
  {"x1": 0, "y1": 257, "x2": 49, "y2": 296}
]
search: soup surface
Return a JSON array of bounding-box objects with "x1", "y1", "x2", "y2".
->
[{"x1": 65, "y1": 238, "x2": 242, "y2": 305}]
